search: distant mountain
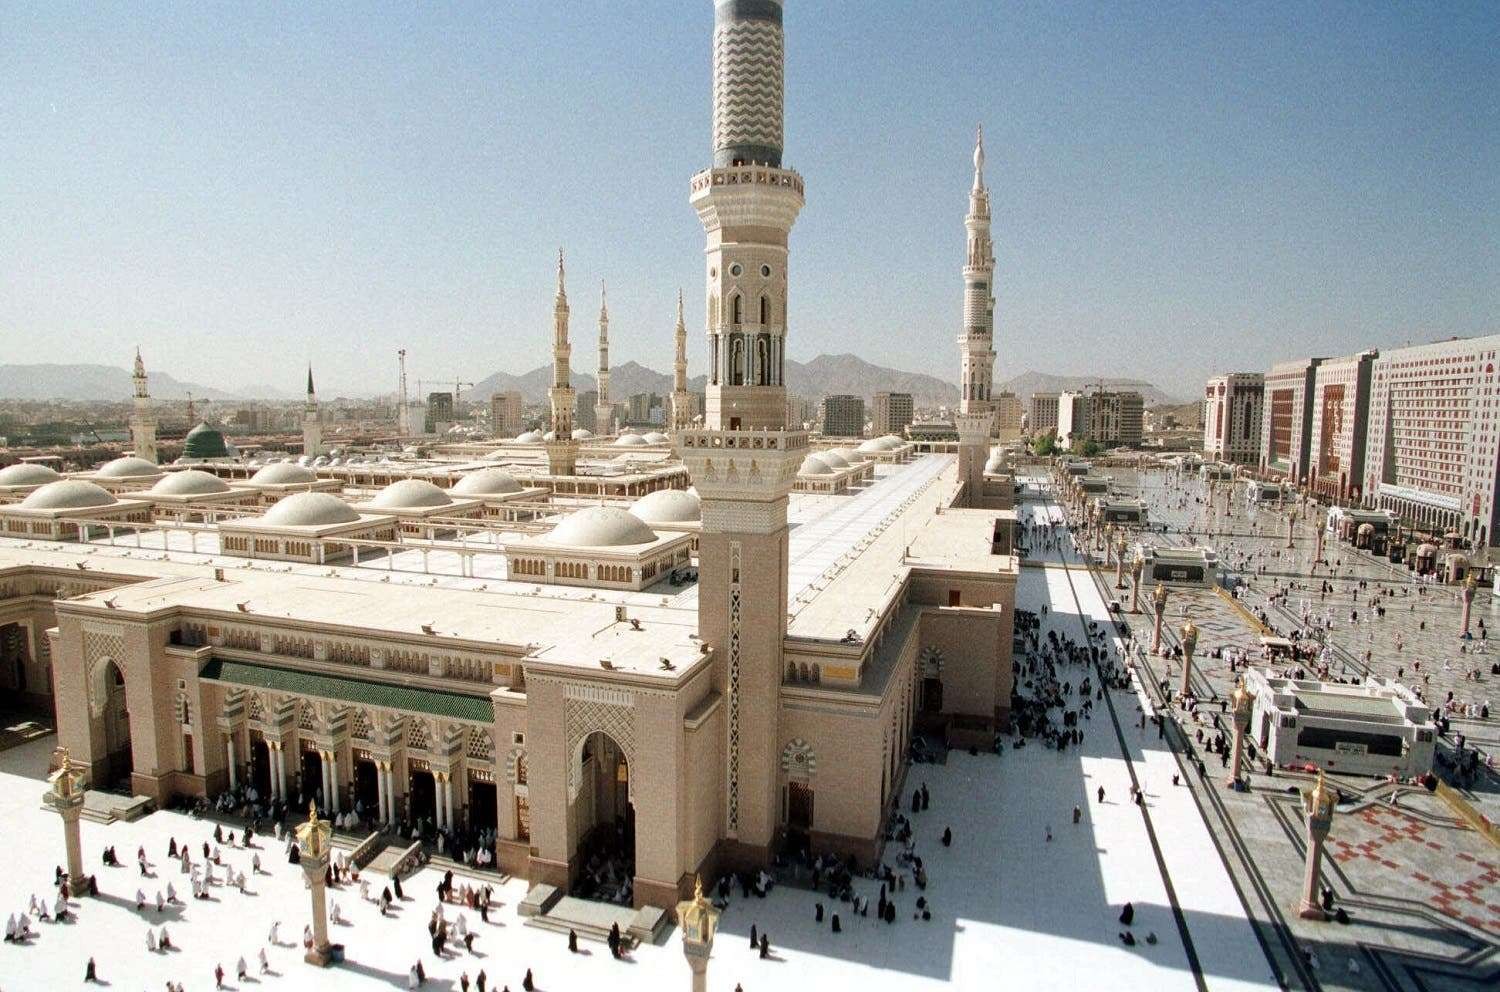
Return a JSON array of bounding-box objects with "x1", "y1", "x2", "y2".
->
[
  {"x1": 0, "y1": 363, "x2": 285, "y2": 402},
  {"x1": 996, "y1": 371, "x2": 1183, "y2": 407}
]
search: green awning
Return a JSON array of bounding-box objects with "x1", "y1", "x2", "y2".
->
[{"x1": 200, "y1": 658, "x2": 493, "y2": 722}]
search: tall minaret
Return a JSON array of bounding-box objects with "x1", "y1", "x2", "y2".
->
[
  {"x1": 670, "y1": 289, "x2": 693, "y2": 433},
  {"x1": 546, "y1": 250, "x2": 578, "y2": 476},
  {"x1": 692, "y1": 0, "x2": 804, "y2": 431},
  {"x1": 129, "y1": 347, "x2": 158, "y2": 463},
  {"x1": 956, "y1": 125, "x2": 997, "y2": 503},
  {"x1": 302, "y1": 365, "x2": 324, "y2": 457},
  {"x1": 677, "y1": 0, "x2": 806, "y2": 871},
  {"x1": 594, "y1": 281, "x2": 614, "y2": 436}
]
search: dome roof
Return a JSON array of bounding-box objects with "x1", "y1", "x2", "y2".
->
[
  {"x1": 20, "y1": 479, "x2": 118, "y2": 510},
  {"x1": 261, "y1": 492, "x2": 360, "y2": 528},
  {"x1": 515, "y1": 430, "x2": 544, "y2": 443},
  {"x1": 0, "y1": 463, "x2": 62, "y2": 487},
  {"x1": 96, "y1": 455, "x2": 161, "y2": 479},
  {"x1": 985, "y1": 453, "x2": 1005, "y2": 473},
  {"x1": 452, "y1": 468, "x2": 523, "y2": 496},
  {"x1": 250, "y1": 463, "x2": 318, "y2": 485},
  {"x1": 542, "y1": 430, "x2": 557, "y2": 441},
  {"x1": 819, "y1": 450, "x2": 852, "y2": 469},
  {"x1": 630, "y1": 489, "x2": 701, "y2": 523},
  {"x1": 830, "y1": 447, "x2": 862, "y2": 463},
  {"x1": 369, "y1": 479, "x2": 452, "y2": 509},
  {"x1": 613, "y1": 433, "x2": 650, "y2": 447},
  {"x1": 181, "y1": 422, "x2": 231, "y2": 460},
  {"x1": 856, "y1": 438, "x2": 887, "y2": 453},
  {"x1": 572, "y1": 428, "x2": 593, "y2": 440},
  {"x1": 545, "y1": 506, "x2": 658, "y2": 548},
  {"x1": 643, "y1": 432, "x2": 669, "y2": 444},
  {"x1": 799, "y1": 453, "x2": 835, "y2": 477},
  {"x1": 151, "y1": 470, "x2": 232, "y2": 497},
  {"x1": 877, "y1": 435, "x2": 905, "y2": 450}
]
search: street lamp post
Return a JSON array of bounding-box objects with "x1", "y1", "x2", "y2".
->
[
  {"x1": 1227, "y1": 679, "x2": 1253, "y2": 790},
  {"x1": 1461, "y1": 573, "x2": 1477, "y2": 638},
  {"x1": 1314, "y1": 510, "x2": 1325, "y2": 565},
  {"x1": 1130, "y1": 553, "x2": 1144, "y2": 612},
  {"x1": 295, "y1": 800, "x2": 336, "y2": 966},
  {"x1": 1287, "y1": 508, "x2": 1297, "y2": 550},
  {"x1": 677, "y1": 876, "x2": 720, "y2": 992},
  {"x1": 1179, "y1": 619, "x2": 1199, "y2": 701},
  {"x1": 44, "y1": 746, "x2": 87, "y2": 891},
  {"x1": 1115, "y1": 534, "x2": 1129, "y2": 588},
  {"x1": 1151, "y1": 583, "x2": 1168, "y2": 654},
  {"x1": 1297, "y1": 772, "x2": 1337, "y2": 920}
]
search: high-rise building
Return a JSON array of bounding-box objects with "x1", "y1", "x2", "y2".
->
[
  {"x1": 546, "y1": 251, "x2": 578, "y2": 474},
  {"x1": 627, "y1": 393, "x2": 662, "y2": 426},
  {"x1": 130, "y1": 347, "x2": 157, "y2": 463},
  {"x1": 819, "y1": 394, "x2": 864, "y2": 437},
  {"x1": 1364, "y1": 336, "x2": 1500, "y2": 544},
  {"x1": 490, "y1": 391, "x2": 524, "y2": 438},
  {"x1": 425, "y1": 391, "x2": 454, "y2": 435},
  {"x1": 993, "y1": 391, "x2": 1023, "y2": 439},
  {"x1": 1093, "y1": 391, "x2": 1143, "y2": 448},
  {"x1": 1259, "y1": 357, "x2": 1325, "y2": 483},
  {"x1": 1057, "y1": 392, "x2": 1091, "y2": 450},
  {"x1": 871, "y1": 392, "x2": 914, "y2": 436},
  {"x1": 576, "y1": 390, "x2": 598, "y2": 433},
  {"x1": 1203, "y1": 373, "x2": 1264, "y2": 465},
  {"x1": 1308, "y1": 351, "x2": 1377, "y2": 502},
  {"x1": 302, "y1": 366, "x2": 324, "y2": 456},
  {"x1": 1030, "y1": 392, "x2": 1060, "y2": 435}
]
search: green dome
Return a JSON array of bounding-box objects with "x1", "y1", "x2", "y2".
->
[{"x1": 182, "y1": 422, "x2": 230, "y2": 460}]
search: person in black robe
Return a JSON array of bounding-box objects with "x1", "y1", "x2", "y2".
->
[
  {"x1": 814, "y1": 902, "x2": 823, "y2": 923},
  {"x1": 608, "y1": 922, "x2": 621, "y2": 959},
  {"x1": 911, "y1": 789, "x2": 920, "y2": 813},
  {"x1": 941, "y1": 827, "x2": 952, "y2": 847},
  {"x1": 758, "y1": 933, "x2": 769, "y2": 959},
  {"x1": 476, "y1": 970, "x2": 487, "y2": 992},
  {"x1": 84, "y1": 958, "x2": 98, "y2": 983},
  {"x1": 921, "y1": 783, "x2": 930, "y2": 810},
  {"x1": 831, "y1": 913, "x2": 841, "y2": 933},
  {"x1": 394, "y1": 875, "x2": 404, "y2": 900},
  {"x1": 1118, "y1": 902, "x2": 1134, "y2": 926},
  {"x1": 288, "y1": 845, "x2": 300, "y2": 865},
  {"x1": 568, "y1": 929, "x2": 578, "y2": 953},
  {"x1": 523, "y1": 967, "x2": 535, "y2": 991},
  {"x1": 749, "y1": 923, "x2": 757, "y2": 948}
]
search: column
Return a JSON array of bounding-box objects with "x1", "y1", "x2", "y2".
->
[
  {"x1": 226, "y1": 733, "x2": 239, "y2": 792},
  {"x1": 327, "y1": 752, "x2": 340, "y2": 815},
  {"x1": 275, "y1": 745, "x2": 288, "y2": 802},
  {"x1": 442, "y1": 775, "x2": 454, "y2": 831},
  {"x1": 320, "y1": 754, "x2": 332, "y2": 811},
  {"x1": 376, "y1": 763, "x2": 388, "y2": 825}
]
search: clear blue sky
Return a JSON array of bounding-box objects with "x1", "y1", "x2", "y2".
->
[{"x1": 3, "y1": 1, "x2": 1495, "y2": 399}]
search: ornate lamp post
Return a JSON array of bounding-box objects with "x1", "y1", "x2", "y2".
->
[
  {"x1": 44, "y1": 746, "x2": 87, "y2": 890},
  {"x1": 1178, "y1": 619, "x2": 1199, "y2": 700},
  {"x1": 1460, "y1": 573, "x2": 1477, "y2": 638},
  {"x1": 295, "y1": 800, "x2": 336, "y2": 966},
  {"x1": 1297, "y1": 772, "x2": 1337, "y2": 920},
  {"x1": 1313, "y1": 510, "x2": 1325, "y2": 565},
  {"x1": 1115, "y1": 534, "x2": 1129, "y2": 588},
  {"x1": 1130, "y1": 553, "x2": 1144, "y2": 612},
  {"x1": 1226, "y1": 679, "x2": 1254, "y2": 789},
  {"x1": 1286, "y1": 508, "x2": 1298, "y2": 550},
  {"x1": 677, "y1": 876, "x2": 720, "y2": 992},
  {"x1": 1151, "y1": 583, "x2": 1169, "y2": 654}
]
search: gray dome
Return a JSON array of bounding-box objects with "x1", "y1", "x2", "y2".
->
[
  {"x1": 643, "y1": 432, "x2": 669, "y2": 444},
  {"x1": 799, "y1": 453, "x2": 835, "y2": 477},
  {"x1": 515, "y1": 430, "x2": 544, "y2": 443},
  {"x1": 613, "y1": 433, "x2": 650, "y2": 447},
  {"x1": 830, "y1": 447, "x2": 862, "y2": 463},
  {"x1": 250, "y1": 463, "x2": 318, "y2": 485},
  {"x1": 542, "y1": 430, "x2": 557, "y2": 441},
  {"x1": 261, "y1": 492, "x2": 360, "y2": 527},
  {"x1": 96, "y1": 456, "x2": 160, "y2": 479},
  {"x1": 545, "y1": 506, "x2": 658, "y2": 548},
  {"x1": 630, "y1": 489, "x2": 701, "y2": 524},
  {"x1": 452, "y1": 468, "x2": 523, "y2": 496},
  {"x1": 20, "y1": 480, "x2": 118, "y2": 510},
  {"x1": 819, "y1": 450, "x2": 852, "y2": 469},
  {"x1": 151, "y1": 470, "x2": 232, "y2": 496},
  {"x1": 369, "y1": 479, "x2": 451, "y2": 509},
  {"x1": 572, "y1": 428, "x2": 593, "y2": 440},
  {"x1": 877, "y1": 435, "x2": 905, "y2": 450},
  {"x1": 0, "y1": 463, "x2": 62, "y2": 487}
]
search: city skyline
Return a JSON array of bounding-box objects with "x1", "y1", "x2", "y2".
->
[{"x1": 4, "y1": 2, "x2": 1495, "y2": 397}]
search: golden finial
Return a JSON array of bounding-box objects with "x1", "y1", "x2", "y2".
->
[
  {"x1": 307, "y1": 798, "x2": 318, "y2": 823},
  {"x1": 693, "y1": 874, "x2": 704, "y2": 902}
]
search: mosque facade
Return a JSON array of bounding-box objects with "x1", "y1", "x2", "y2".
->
[{"x1": 0, "y1": 0, "x2": 1018, "y2": 912}]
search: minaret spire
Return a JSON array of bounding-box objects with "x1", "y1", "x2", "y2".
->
[
  {"x1": 956, "y1": 124, "x2": 998, "y2": 505},
  {"x1": 129, "y1": 346, "x2": 158, "y2": 463},
  {"x1": 671, "y1": 288, "x2": 691, "y2": 432},
  {"x1": 547, "y1": 249, "x2": 578, "y2": 474},
  {"x1": 595, "y1": 279, "x2": 614, "y2": 435},
  {"x1": 302, "y1": 363, "x2": 324, "y2": 456}
]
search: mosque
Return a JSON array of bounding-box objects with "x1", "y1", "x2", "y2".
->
[{"x1": 0, "y1": 0, "x2": 1017, "y2": 911}]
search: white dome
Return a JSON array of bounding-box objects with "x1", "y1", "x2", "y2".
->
[
  {"x1": 799, "y1": 453, "x2": 836, "y2": 477},
  {"x1": 0, "y1": 463, "x2": 61, "y2": 487},
  {"x1": 96, "y1": 456, "x2": 160, "y2": 479},
  {"x1": 819, "y1": 450, "x2": 852, "y2": 469},
  {"x1": 613, "y1": 433, "x2": 650, "y2": 447},
  {"x1": 831, "y1": 447, "x2": 863, "y2": 463},
  {"x1": 151, "y1": 470, "x2": 232, "y2": 497},
  {"x1": 572, "y1": 428, "x2": 593, "y2": 440},
  {"x1": 261, "y1": 492, "x2": 360, "y2": 528},
  {"x1": 515, "y1": 430, "x2": 543, "y2": 443},
  {"x1": 643, "y1": 432, "x2": 669, "y2": 444},
  {"x1": 369, "y1": 479, "x2": 451, "y2": 509},
  {"x1": 250, "y1": 463, "x2": 319, "y2": 485},
  {"x1": 545, "y1": 506, "x2": 658, "y2": 548},
  {"x1": 452, "y1": 468, "x2": 523, "y2": 496},
  {"x1": 985, "y1": 454, "x2": 1005, "y2": 473},
  {"x1": 857, "y1": 438, "x2": 886, "y2": 454},
  {"x1": 630, "y1": 489, "x2": 701, "y2": 524},
  {"x1": 542, "y1": 430, "x2": 557, "y2": 441},
  {"x1": 19, "y1": 480, "x2": 118, "y2": 510},
  {"x1": 877, "y1": 435, "x2": 905, "y2": 450}
]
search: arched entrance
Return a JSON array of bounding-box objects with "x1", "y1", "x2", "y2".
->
[
  {"x1": 299, "y1": 748, "x2": 324, "y2": 808},
  {"x1": 101, "y1": 660, "x2": 132, "y2": 786},
  {"x1": 571, "y1": 731, "x2": 634, "y2": 905},
  {"x1": 354, "y1": 757, "x2": 379, "y2": 811},
  {"x1": 409, "y1": 766, "x2": 437, "y2": 827},
  {"x1": 250, "y1": 738, "x2": 272, "y2": 798}
]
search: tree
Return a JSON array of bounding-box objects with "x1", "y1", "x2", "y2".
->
[
  {"x1": 1031, "y1": 433, "x2": 1058, "y2": 456},
  {"x1": 1079, "y1": 440, "x2": 1104, "y2": 457}
]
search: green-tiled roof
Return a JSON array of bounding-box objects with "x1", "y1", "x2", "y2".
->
[
  {"x1": 200, "y1": 658, "x2": 493, "y2": 722},
  {"x1": 182, "y1": 422, "x2": 230, "y2": 460}
]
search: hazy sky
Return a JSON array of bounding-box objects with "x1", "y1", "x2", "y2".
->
[{"x1": 3, "y1": 1, "x2": 1496, "y2": 399}]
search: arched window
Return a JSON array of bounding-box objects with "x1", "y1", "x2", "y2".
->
[
  {"x1": 756, "y1": 337, "x2": 769, "y2": 385},
  {"x1": 731, "y1": 338, "x2": 745, "y2": 385},
  {"x1": 759, "y1": 296, "x2": 769, "y2": 325},
  {"x1": 731, "y1": 295, "x2": 742, "y2": 325}
]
